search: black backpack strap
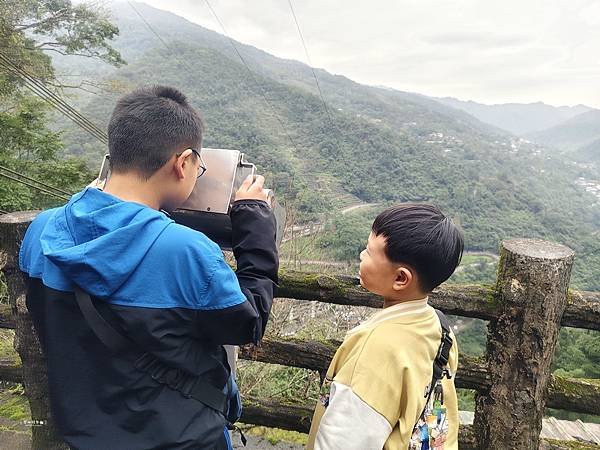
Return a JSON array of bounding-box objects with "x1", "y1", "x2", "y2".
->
[
  {"x1": 74, "y1": 287, "x2": 132, "y2": 353},
  {"x1": 73, "y1": 287, "x2": 228, "y2": 415},
  {"x1": 424, "y1": 309, "x2": 454, "y2": 398},
  {"x1": 133, "y1": 353, "x2": 228, "y2": 414}
]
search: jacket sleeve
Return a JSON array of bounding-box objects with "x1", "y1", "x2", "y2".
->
[
  {"x1": 194, "y1": 200, "x2": 278, "y2": 345},
  {"x1": 314, "y1": 381, "x2": 392, "y2": 450}
]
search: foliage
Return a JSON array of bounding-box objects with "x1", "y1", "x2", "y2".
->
[
  {"x1": 0, "y1": 0, "x2": 123, "y2": 210},
  {"x1": 47, "y1": 3, "x2": 600, "y2": 290},
  {"x1": 552, "y1": 328, "x2": 600, "y2": 379},
  {"x1": 0, "y1": 0, "x2": 124, "y2": 91},
  {"x1": 0, "y1": 386, "x2": 29, "y2": 422},
  {"x1": 447, "y1": 256, "x2": 497, "y2": 285},
  {"x1": 240, "y1": 425, "x2": 307, "y2": 446},
  {"x1": 457, "y1": 389, "x2": 476, "y2": 411},
  {"x1": 317, "y1": 213, "x2": 375, "y2": 260},
  {"x1": 451, "y1": 318, "x2": 486, "y2": 357},
  {"x1": 0, "y1": 95, "x2": 94, "y2": 211}
]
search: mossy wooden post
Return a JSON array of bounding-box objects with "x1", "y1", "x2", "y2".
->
[
  {"x1": 0, "y1": 212, "x2": 67, "y2": 450},
  {"x1": 473, "y1": 239, "x2": 574, "y2": 449}
]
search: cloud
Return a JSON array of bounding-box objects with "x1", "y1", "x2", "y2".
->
[
  {"x1": 127, "y1": 0, "x2": 600, "y2": 107},
  {"x1": 423, "y1": 32, "x2": 532, "y2": 49}
]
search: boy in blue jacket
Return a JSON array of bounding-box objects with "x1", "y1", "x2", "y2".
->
[{"x1": 19, "y1": 85, "x2": 278, "y2": 449}]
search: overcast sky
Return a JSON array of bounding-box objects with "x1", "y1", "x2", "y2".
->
[{"x1": 125, "y1": 0, "x2": 600, "y2": 108}]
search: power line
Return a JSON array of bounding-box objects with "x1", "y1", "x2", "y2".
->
[
  {"x1": 0, "y1": 61, "x2": 108, "y2": 144},
  {"x1": 127, "y1": 1, "x2": 198, "y2": 75},
  {"x1": 0, "y1": 51, "x2": 108, "y2": 144},
  {"x1": 287, "y1": 0, "x2": 335, "y2": 128},
  {"x1": 1, "y1": 60, "x2": 109, "y2": 143},
  {"x1": 0, "y1": 58, "x2": 106, "y2": 139},
  {"x1": 0, "y1": 165, "x2": 72, "y2": 197},
  {"x1": 9, "y1": 74, "x2": 108, "y2": 144},
  {"x1": 129, "y1": 0, "x2": 301, "y2": 154},
  {"x1": 202, "y1": 0, "x2": 301, "y2": 153},
  {"x1": 0, "y1": 170, "x2": 69, "y2": 201}
]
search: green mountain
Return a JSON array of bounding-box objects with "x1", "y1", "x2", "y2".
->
[
  {"x1": 52, "y1": 2, "x2": 600, "y2": 290},
  {"x1": 435, "y1": 98, "x2": 592, "y2": 136},
  {"x1": 574, "y1": 137, "x2": 600, "y2": 163},
  {"x1": 527, "y1": 109, "x2": 600, "y2": 152}
]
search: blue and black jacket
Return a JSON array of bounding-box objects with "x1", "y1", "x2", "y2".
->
[{"x1": 19, "y1": 187, "x2": 278, "y2": 450}]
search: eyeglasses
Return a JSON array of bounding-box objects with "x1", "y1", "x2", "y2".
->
[{"x1": 187, "y1": 148, "x2": 207, "y2": 179}]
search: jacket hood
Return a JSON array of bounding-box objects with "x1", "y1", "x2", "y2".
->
[{"x1": 41, "y1": 188, "x2": 172, "y2": 297}]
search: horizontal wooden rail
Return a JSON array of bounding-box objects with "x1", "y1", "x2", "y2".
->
[
  {"x1": 239, "y1": 337, "x2": 490, "y2": 390},
  {"x1": 277, "y1": 270, "x2": 600, "y2": 331},
  {"x1": 0, "y1": 359, "x2": 22, "y2": 383},
  {"x1": 0, "y1": 334, "x2": 598, "y2": 414},
  {"x1": 0, "y1": 272, "x2": 598, "y2": 331},
  {"x1": 238, "y1": 337, "x2": 600, "y2": 415},
  {"x1": 562, "y1": 289, "x2": 600, "y2": 330}
]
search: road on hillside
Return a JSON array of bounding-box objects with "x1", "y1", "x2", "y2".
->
[
  {"x1": 282, "y1": 202, "x2": 378, "y2": 243},
  {"x1": 340, "y1": 202, "x2": 380, "y2": 215}
]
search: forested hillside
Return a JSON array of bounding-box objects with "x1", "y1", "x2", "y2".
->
[
  {"x1": 527, "y1": 109, "x2": 600, "y2": 152},
  {"x1": 52, "y1": 2, "x2": 600, "y2": 290}
]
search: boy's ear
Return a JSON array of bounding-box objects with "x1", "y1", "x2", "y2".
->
[
  {"x1": 173, "y1": 149, "x2": 193, "y2": 180},
  {"x1": 392, "y1": 266, "x2": 414, "y2": 291}
]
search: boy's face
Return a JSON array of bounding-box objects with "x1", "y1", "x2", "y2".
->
[
  {"x1": 161, "y1": 147, "x2": 205, "y2": 211},
  {"x1": 359, "y1": 232, "x2": 417, "y2": 298}
]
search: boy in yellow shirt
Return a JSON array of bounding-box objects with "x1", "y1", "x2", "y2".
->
[{"x1": 307, "y1": 204, "x2": 464, "y2": 450}]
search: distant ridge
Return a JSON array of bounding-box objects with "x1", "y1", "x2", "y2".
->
[
  {"x1": 526, "y1": 109, "x2": 600, "y2": 152},
  {"x1": 434, "y1": 97, "x2": 593, "y2": 135}
]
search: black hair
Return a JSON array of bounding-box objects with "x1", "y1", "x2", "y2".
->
[
  {"x1": 372, "y1": 204, "x2": 464, "y2": 292},
  {"x1": 107, "y1": 85, "x2": 203, "y2": 178}
]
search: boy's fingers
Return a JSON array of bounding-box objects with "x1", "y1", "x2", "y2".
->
[
  {"x1": 250, "y1": 175, "x2": 265, "y2": 191},
  {"x1": 238, "y1": 174, "x2": 254, "y2": 192}
]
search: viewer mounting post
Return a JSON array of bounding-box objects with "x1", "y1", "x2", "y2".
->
[{"x1": 473, "y1": 238, "x2": 574, "y2": 450}]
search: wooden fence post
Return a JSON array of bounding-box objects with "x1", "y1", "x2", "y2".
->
[
  {"x1": 473, "y1": 238, "x2": 574, "y2": 449},
  {"x1": 0, "y1": 212, "x2": 67, "y2": 450}
]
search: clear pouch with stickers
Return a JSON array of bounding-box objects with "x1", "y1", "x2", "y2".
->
[{"x1": 408, "y1": 381, "x2": 449, "y2": 450}]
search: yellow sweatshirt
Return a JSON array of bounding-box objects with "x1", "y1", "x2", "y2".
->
[{"x1": 307, "y1": 298, "x2": 459, "y2": 450}]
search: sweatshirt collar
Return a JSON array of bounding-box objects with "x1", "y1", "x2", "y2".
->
[{"x1": 346, "y1": 297, "x2": 430, "y2": 336}]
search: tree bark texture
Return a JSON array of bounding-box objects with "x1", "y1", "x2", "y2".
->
[
  {"x1": 473, "y1": 238, "x2": 575, "y2": 450},
  {"x1": 0, "y1": 211, "x2": 67, "y2": 450}
]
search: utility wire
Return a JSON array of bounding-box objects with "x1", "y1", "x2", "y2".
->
[
  {"x1": 0, "y1": 53, "x2": 98, "y2": 201},
  {"x1": 8, "y1": 73, "x2": 107, "y2": 144},
  {"x1": 127, "y1": 1, "x2": 198, "y2": 75},
  {"x1": 0, "y1": 62, "x2": 106, "y2": 139},
  {"x1": 0, "y1": 52, "x2": 108, "y2": 144},
  {"x1": 202, "y1": 0, "x2": 301, "y2": 152},
  {"x1": 0, "y1": 171, "x2": 70, "y2": 201},
  {"x1": 287, "y1": 0, "x2": 335, "y2": 128},
  {"x1": 0, "y1": 61, "x2": 108, "y2": 144},
  {"x1": 1, "y1": 63, "x2": 108, "y2": 143},
  {"x1": 0, "y1": 165, "x2": 72, "y2": 197}
]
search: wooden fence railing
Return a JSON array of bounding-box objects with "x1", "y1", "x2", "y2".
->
[{"x1": 0, "y1": 212, "x2": 599, "y2": 449}]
